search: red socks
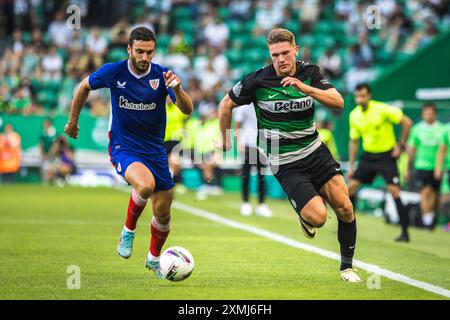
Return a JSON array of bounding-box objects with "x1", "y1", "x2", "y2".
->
[
  {"x1": 149, "y1": 217, "x2": 170, "y2": 257},
  {"x1": 124, "y1": 189, "x2": 148, "y2": 231}
]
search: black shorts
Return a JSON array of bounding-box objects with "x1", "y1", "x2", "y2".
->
[
  {"x1": 273, "y1": 143, "x2": 342, "y2": 213},
  {"x1": 164, "y1": 140, "x2": 181, "y2": 154},
  {"x1": 415, "y1": 170, "x2": 441, "y2": 191},
  {"x1": 353, "y1": 150, "x2": 399, "y2": 185}
]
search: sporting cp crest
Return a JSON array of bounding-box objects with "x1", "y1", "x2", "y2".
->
[{"x1": 149, "y1": 79, "x2": 159, "y2": 90}]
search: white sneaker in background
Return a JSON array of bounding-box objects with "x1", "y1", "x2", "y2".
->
[
  {"x1": 256, "y1": 203, "x2": 272, "y2": 217},
  {"x1": 240, "y1": 202, "x2": 253, "y2": 216}
]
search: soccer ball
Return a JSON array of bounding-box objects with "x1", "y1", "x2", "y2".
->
[{"x1": 159, "y1": 246, "x2": 194, "y2": 282}]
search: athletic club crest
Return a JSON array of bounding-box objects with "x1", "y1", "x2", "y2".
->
[{"x1": 149, "y1": 79, "x2": 159, "y2": 90}]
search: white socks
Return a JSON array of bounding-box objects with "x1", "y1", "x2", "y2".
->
[{"x1": 422, "y1": 212, "x2": 434, "y2": 226}]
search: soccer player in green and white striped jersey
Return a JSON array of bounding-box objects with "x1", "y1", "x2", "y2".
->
[{"x1": 218, "y1": 29, "x2": 360, "y2": 282}]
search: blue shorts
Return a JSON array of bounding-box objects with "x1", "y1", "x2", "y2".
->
[{"x1": 109, "y1": 148, "x2": 175, "y2": 192}]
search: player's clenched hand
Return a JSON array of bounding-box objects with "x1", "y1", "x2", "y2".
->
[
  {"x1": 163, "y1": 70, "x2": 181, "y2": 89},
  {"x1": 280, "y1": 77, "x2": 308, "y2": 93},
  {"x1": 65, "y1": 121, "x2": 80, "y2": 139}
]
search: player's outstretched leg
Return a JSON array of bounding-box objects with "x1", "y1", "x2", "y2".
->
[
  {"x1": 145, "y1": 188, "x2": 173, "y2": 279},
  {"x1": 298, "y1": 196, "x2": 328, "y2": 239},
  {"x1": 320, "y1": 175, "x2": 361, "y2": 282},
  {"x1": 117, "y1": 189, "x2": 149, "y2": 258},
  {"x1": 118, "y1": 162, "x2": 155, "y2": 259}
]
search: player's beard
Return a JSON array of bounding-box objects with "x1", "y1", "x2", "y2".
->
[{"x1": 130, "y1": 55, "x2": 150, "y2": 74}]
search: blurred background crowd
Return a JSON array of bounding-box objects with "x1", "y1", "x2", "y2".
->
[{"x1": 0, "y1": 0, "x2": 449, "y2": 118}]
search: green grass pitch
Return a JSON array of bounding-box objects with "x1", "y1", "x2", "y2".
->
[{"x1": 0, "y1": 185, "x2": 449, "y2": 300}]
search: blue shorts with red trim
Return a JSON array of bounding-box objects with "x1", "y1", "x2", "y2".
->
[{"x1": 109, "y1": 148, "x2": 175, "y2": 192}]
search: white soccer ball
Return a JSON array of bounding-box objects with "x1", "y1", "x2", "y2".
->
[{"x1": 159, "y1": 246, "x2": 194, "y2": 282}]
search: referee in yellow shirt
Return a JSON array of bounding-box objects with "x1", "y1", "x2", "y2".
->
[{"x1": 347, "y1": 84, "x2": 413, "y2": 242}]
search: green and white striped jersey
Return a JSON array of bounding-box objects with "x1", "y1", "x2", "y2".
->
[{"x1": 228, "y1": 61, "x2": 334, "y2": 165}]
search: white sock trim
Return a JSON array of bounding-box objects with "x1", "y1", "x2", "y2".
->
[
  {"x1": 123, "y1": 225, "x2": 136, "y2": 233},
  {"x1": 151, "y1": 216, "x2": 170, "y2": 232},
  {"x1": 422, "y1": 212, "x2": 434, "y2": 226},
  {"x1": 147, "y1": 251, "x2": 160, "y2": 260},
  {"x1": 132, "y1": 189, "x2": 148, "y2": 206}
]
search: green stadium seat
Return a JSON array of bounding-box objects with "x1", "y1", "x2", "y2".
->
[
  {"x1": 41, "y1": 78, "x2": 61, "y2": 91},
  {"x1": 251, "y1": 36, "x2": 267, "y2": 49},
  {"x1": 218, "y1": 7, "x2": 230, "y2": 20},
  {"x1": 171, "y1": 6, "x2": 193, "y2": 20},
  {"x1": 107, "y1": 47, "x2": 128, "y2": 62},
  {"x1": 283, "y1": 19, "x2": 301, "y2": 34},
  {"x1": 227, "y1": 19, "x2": 243, "y2": 34},
  {"x1": 37, "y1": 89, "x2": 58, "y2": 110},
  {"x1": 157, "y1": 34, "x2": 171, "y2": 48},
  {"x1": 314, "y1": 34, "x2": 336, "y2": 48},
  {"x1": 246, "y1": 47, "x2": 267, "y2": 63},
  {"x1": 313, "y1": 21, "x2": 334, "y2": 34},
  {"x1": 297, "y1": 34, "x2": 314, "y2": 48},
  {"x1": 242, "y1": 20, "x2": 256, "y2": 33},
  {"x1": 174, "y1": 19, "x2": 196, "y2": 34},
  {"x1": 225, "y1": 49, "x2": 241, "y2": 64}
]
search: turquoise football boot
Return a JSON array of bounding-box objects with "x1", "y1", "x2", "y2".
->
[{"x1": 117, "y1": 228, "x2": 135, "y2": 259}]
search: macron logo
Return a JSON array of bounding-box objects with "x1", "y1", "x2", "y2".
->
[{"x1": 116, "y1": 81, "x2": 126, "y2": 89}]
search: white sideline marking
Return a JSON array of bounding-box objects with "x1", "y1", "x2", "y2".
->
[{"x1": 172, "y1": 201, "x2": 450, "y2": 299}]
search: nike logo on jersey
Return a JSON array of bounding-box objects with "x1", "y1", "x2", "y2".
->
[
  {"x1": 116, "y1": 81, "x2": 126, "y2": 88},
  {"x1": 269, "y1": 93, "x2": 281, "y2": 99}
]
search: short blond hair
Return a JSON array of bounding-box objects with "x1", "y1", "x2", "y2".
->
[{"x1": 267, "y1": 28, "x2": 296, "y2": 46}]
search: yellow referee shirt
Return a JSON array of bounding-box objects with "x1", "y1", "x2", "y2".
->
[
  {"x1": 165, "y1": 102, "x2": 188, "y2": 142},
  {"x1": 349, "y1": 100, "x2": 403, "y2": 153}
]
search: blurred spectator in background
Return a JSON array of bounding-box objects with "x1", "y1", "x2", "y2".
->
[
  {"x1": 335, "y1": 0, "x2": 357, "y2": 21},
  {"x1": 40, "y1": 118, "x2": 57, "y2": 184},
  {"x1": 316, "y1": 109, "x2": 340, "y2": 160},
  {"x1": 21, "y1": 45, "x2": 41, "y2": 78},
  {"x1": 0, "y1": 124, "x2": 21, "y2": 184},
  {"x1": 210, "y1": 47, "x2": 230, "y2": 81},
  {"x1": 165, "y1": 96, "x2": 188, "y2": 192},
  {"x1": 255, "y1": 0, "x2": 286, "y2": 33},
  {"x1": 41, "y1": 46, "x2": 63, "y2": 80},
  {"x1": 318, "y1": 47, "x2": 342, "y2": 78},
  {"x1": 85, "y1": 26, "x2": 108, "y2": 69},
  {"x1": 48, "y1": 135, "x2": 76, "y2": 185},
  {"x1": 403, "y1": 18, "x2": 439, "y2": 53},
  {"x1": 299, "y1": 0, "x2": 321, "y2": 33},
  {"x1": 200, "y1": 61, "x2": 221, "y2": 92},
  {"x1": 47, "y1": 10, "x2": 73, "y2": 48},
  {"x1": 203, "y1": 14, "x2": 230, "y2": 49},
  {"x1": 9, "y1": 76, "x2": 42, "y2": 115},
  {"x1": 406, "y1": 103, "x2": 444, "y2": 229},
  {"x1": 11, "y1": 29, "x2": 24, "y2": 55},
  {"x1": 230, "y1": 0, "x2": 253, "y2": 21},
  {"x1": 195, "y1": 104, "x2": 222, "y2": 201},
  {"x1": 234, "y1": 103, "x2": 272, "y2": 218},
  {"x1": 300, "y1": 46, "x2": 312, "y2": 62},
  {"x1": 111, "y1": 17, "x2": 131, "y2": 45}
]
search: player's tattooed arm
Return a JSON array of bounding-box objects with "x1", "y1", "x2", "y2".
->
[
  {"x1": 65, "y1": 77, "x2": 91, "y2": 139},
  {"x1": 163, "y1": 70, "x2": 193, "y2": 115},
  {"x1": 218, "y1": 94, "x2": 237, "y2": 151},
  {"x1": 280, "y1": 77, "x2": 344, "y2": 109}
]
